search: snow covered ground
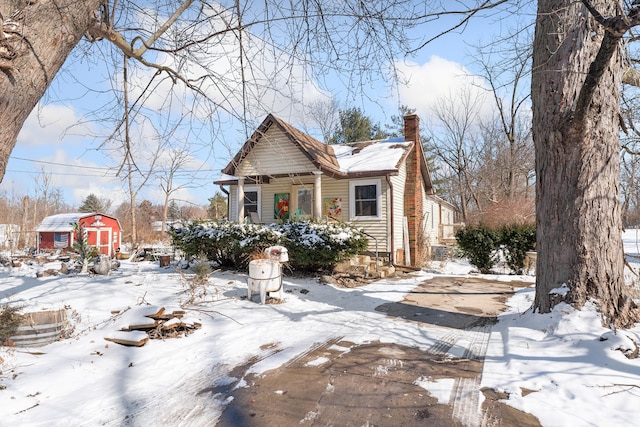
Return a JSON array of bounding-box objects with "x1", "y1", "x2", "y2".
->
[{"x1": 1, "y1": 232, "x2": 639, "y2": 426}]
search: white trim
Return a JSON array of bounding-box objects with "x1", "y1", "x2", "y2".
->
[{"x1": 349, "y1": 178, "x2": 381, "y2": 220}]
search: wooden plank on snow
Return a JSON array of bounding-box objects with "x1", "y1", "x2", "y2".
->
[{"x1": 104, "y1": 331, "x2": 149, "y2": 347}]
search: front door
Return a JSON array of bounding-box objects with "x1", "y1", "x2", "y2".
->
[{"x1": 292, "y1": 185, "x2": 313, "y2": 219}]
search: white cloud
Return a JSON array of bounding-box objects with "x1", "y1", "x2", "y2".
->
[
  {"x1": 41, "y1": 150, "x2": 122, "y2": 207},
  {"x1": 17, "y1": 104, "x2": 94, "y2": 147},
  {"x1": 394, "y1": 56, "x2": 494, "y2": 121}
]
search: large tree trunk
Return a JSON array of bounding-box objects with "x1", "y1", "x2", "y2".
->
[
  {"x1": 532, "y1": 0, "x2": 636, "y2": 327},
  {"x1": 0, "y1": 0, "x2": 101, "y2": 182}
]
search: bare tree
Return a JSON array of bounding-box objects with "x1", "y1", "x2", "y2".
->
[
  {"x1": 117, "y1": 56, "x2": 161, "y2": 246},
  {"x1": 306, "y1": 98, "x2": 340, "y2": 143},
  {"x1": 475, "y1": 29, "x2": 534, "y2": 202},
  {"x1": 158, "y1": 147, "x2": 193, "y2": 233},
  {"x1": 33, "y1": 167, "x2": 52, "y2": 222},
  {"x1": 619, "y1": 91, "x2": 640, "y2": 227},
  {"x1": 0, "y1": 0, "x2": 510, "y2": 183},
  {"x1": 427, "y1": 87, "x2": 486, "y2": 222},
  {"x1": 532, "y1": 0, "x2": 640, "y2": 327}
]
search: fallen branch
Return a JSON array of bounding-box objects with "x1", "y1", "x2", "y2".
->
[
  {"x1": 186, "y1": 307, "x2": 243, "y2": 325},
  {"x1": 591, "y1": 383, "x2": 640, "y2": 396}
]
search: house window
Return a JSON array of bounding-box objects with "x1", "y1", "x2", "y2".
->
[
  {"x1": 349, "y1": 179, "x2": 381, "y2": 220},
  {"x1": 241, "y1": 186, "x2": 261, "y2": 219}
]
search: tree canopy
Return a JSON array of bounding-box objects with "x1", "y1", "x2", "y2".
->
[
  {"x1": 328, "y1": 108, "x2": 387, "y2": 144},
  {"x1": 78, "y1": 193, "x2": 111, "y2": 213}
]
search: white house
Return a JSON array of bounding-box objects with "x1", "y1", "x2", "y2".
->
[{"x1": 215, "y1": 114, "x2": 457, "y2": 267}]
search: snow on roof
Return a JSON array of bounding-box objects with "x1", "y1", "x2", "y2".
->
[
  {"x1": 36, "y1": 213, "x2": 97, "y2": 232},
  {"x1": 333, "y1": 138, "x2": 412, "y2": 173}
]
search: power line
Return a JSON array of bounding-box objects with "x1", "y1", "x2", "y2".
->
[
  {"x1": 8, "y1": 156, "x2": 222, "y2": 175},
  {"x1": 10, "y1": 156, "x2": 112, "y2": 171}
]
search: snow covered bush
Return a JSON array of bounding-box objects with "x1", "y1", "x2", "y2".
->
[
  {"x1": 275, "y1": 220, "x2": 368, "y2": 271},
  {"x1": 170, "y1": 221, "x2": 282, "y2": 268},
  {"x1": 170, "y1": 220, "x2": 367, "y2": 271}
]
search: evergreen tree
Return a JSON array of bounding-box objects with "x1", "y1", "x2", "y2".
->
[
  {"x1": 328, "y1": 107, "x2": 387, "y2": 144},
  {"x1": 168, "y1": 200, "x2": 181, "y2": 220},
  {"x1": 78, "y1": 193, "x2": 110, "y2": 213},
  {"x1": 208, "y1": 193, "x2": 228, "y2": 219}
]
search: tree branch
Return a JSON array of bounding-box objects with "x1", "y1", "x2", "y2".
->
[
  {"x1": 131, "y1": 0, "x2": 195, "y2": 57},
  {"x1": 623, "y1": 67, "x2": 640, "y2": 86},
  {"x1": 574, "y1": 1, "x2": 640, "y2": 122},
  {"x1": 408, "y1": 0, "x2": 509, "y2": 54},
  {"x1": 573, "y1": 31, "x2": 622, "y2": 122}
]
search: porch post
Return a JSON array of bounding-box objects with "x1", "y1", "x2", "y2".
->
[
  {"x1": 313, "y1": 171, "x2": 322, "y2": 220},
  {"x1": 237, "y1": 177, "x2": 245, "y2": 221}
]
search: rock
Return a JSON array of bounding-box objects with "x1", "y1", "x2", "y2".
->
[
  {"x1": 93, "y1": 255, "x2": 111, "y2": 275},
  {"x1": 36, "y1": 269, "x2": 57, "y2": 278},
  {"x1": 320, "y1": 275, "x2": 336, "y2": 284}
]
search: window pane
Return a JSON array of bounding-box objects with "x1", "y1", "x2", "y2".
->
[
  {"x1": 244, "y1": 191, "x2": 258, "y2": 204},
  {"x1": 355, "y1": 185, "x2": 376, "y2": 200},
  {"x1": 356, "y1": 200, "x2": 377, "y2": 216}
]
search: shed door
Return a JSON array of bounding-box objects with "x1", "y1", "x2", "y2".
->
[
  {"x1": 87, "y1": 227, "x2": 112, "y2": 256},
  {"x1": 98, "y1": 229, "x2": 111, "y2": 255}
]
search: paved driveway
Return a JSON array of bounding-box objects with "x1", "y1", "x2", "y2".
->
[{"x1": 216, "y1": 276, "x2": 540, "y2": 427}]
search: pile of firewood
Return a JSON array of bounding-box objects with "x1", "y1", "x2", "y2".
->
[{"x1": 104, "y1": 306, "x2": 201, "y2": 347}]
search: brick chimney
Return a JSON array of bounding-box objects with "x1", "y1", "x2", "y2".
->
[{"x1": 403, "y1": 114, "x2": 424, "y2": 266}]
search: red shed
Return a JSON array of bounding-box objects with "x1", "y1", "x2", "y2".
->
[{"x1": 36, "y1": 213, "x2": 122, "y2": 257}]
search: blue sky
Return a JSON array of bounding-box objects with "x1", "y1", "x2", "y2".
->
[{"x1": 0, "y1": 3, "x2": 534, "y2": 210}]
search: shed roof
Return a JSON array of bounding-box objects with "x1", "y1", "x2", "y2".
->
[{"x1": 36, "y1": 213, "x2": 116, "y2": 232}]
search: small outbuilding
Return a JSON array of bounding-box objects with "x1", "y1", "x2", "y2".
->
[{"x1": 36, "y1": 212, "x2": 122, "y2": 257}]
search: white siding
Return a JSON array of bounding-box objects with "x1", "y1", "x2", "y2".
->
[
  {"x1": 227, "y1": 175, "x2": 390, "y2": 253},
  {"x1": 422, "y1": 196, "x2": 440, "y2": 247},
  {"x1": 236, "y1": 127, "x2": 316, "y2": 176}
]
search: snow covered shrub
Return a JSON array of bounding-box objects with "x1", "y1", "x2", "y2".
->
[
  {"x1": 499, "y1": 223, "x2": 536, "y2": 274},
  {"x1": 170, "y1": 221, "x2": 282, "y2": 268},
  {"x1": 276, "y1": 220, "x2": 368, "y2": 271},
  {"x1": 455, "y1": 225, "x2": 501, "y2": 274},
  {"x1": 171, "y1": 220, "x2": 367, "y2": 272}
]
